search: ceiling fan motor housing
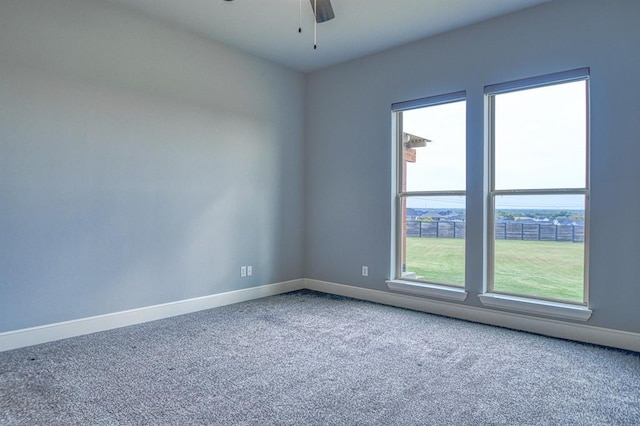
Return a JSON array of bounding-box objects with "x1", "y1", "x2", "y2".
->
[{"x1": 311, "y1": 0, "x2": 335, "y2": 23}]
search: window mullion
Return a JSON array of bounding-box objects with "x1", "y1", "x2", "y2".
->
[
  {"x1": 492, "y1": 188, "x2": 588, "y2": 196},
  {"x1": 400, "y1": 190, "x2": 466, "y2": 197}
]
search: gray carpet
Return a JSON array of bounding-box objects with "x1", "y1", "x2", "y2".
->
[{"x1": 1, "y1": 290, "x2": 639, "y2": 425}]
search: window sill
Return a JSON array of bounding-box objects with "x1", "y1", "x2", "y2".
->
[
  {"x1": 477, "y1": 293, "x2": 592, "y2": 321},
  {"x1": 386, "y1": 280, "x2": 468, "y2": 302}
]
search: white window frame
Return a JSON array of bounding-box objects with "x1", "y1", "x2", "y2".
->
[
  {"x1": 481, "y1": 68, "x2": 592, "y2": 320},
  {"x1": 387, "y1": 91, "x2": 468, "y2": 302}
]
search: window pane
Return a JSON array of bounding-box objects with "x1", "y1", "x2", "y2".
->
[
  {"x1": 403, "y1": 101, "x2": 466, "y2": 192},
  {"x1": 493, "y1": 194, "x2": 585, "y2": 302},
  {"x1": 401, "y1": 195, "x2": 465, "y2": 287},
  {"x1": 494, "y1": 81, "x2": 586, "y2": 190}
]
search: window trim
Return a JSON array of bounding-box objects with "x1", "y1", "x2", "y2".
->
[
  {"x1": 477, "y1": 293, "x2": 592, "y2": 321},
  {"x1": 392, "y1": 91, "x2": 466, "y2": 112},
  {"x1": 485, "y1": 69, "x2": 591, "y2": 306},
  {"x1": 484, "y1": 67, "x2": 590, "y2": 95},
  {"x1": 386, "y1": 279, "x2": 468, "y2": 302},
  {"x1": 391, "y1": 91, "x2": 467, "y2": 289}
]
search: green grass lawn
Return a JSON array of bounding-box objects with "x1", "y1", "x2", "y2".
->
[{"x1": 405, "y1": 237, "x2": 584, "y2": 303}]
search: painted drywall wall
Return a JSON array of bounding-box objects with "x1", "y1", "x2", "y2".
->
[
  {"x1": 0, "y1": 0, "x2": 305, "y2": 332},
  {"x1": 305, "y1": 0, "x2": 640, "y2": 332}
]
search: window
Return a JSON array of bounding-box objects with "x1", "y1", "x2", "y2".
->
[
  {"x1": 392, "y1": 92, "x2": 466, "y2": 288},
  {"x1": 486, "y1": 69, "x2": 590, "y2": 304}
]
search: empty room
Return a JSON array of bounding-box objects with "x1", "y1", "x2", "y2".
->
[{"x1": 1, "y1": 0, "x2": 639, "y2": 423}]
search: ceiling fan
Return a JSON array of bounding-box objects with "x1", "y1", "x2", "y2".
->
[
  {"x1": 301, "y1": 0, "x2": 335, "y2": 49},
  {"x1": 225, "y1": 0, "x2": 335, "y2": 49},
  {"x1": 309, "y1": 0, "x2": 335, "y2": 24}
]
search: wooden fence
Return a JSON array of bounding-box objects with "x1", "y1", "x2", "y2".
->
[{"x1": 406, "y1": 221, "x2": 584, "y2": 242}]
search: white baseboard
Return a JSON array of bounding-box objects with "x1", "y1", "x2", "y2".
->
[
  {"x1": 0, "y1": 279, "x2": 304, "y2": 352},
  {"x1": 3, "y1": 278, "x2": 638, "y2": 353},
  {"x1": 304, "y1": 278, "x2": 640, "y2": 353}
]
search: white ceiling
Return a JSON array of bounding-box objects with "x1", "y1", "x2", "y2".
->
[{"x1": 107, "y1": 0, "x2": 549, "y2": 73}]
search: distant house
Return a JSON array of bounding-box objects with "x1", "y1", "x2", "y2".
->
[
  {"x1": 515, "y1": 218, "x2": 537, "y2": 224},
  {"x1": 496, "y1": 217, "x2": 514, "y2": 223},
  {"x1": 420, "y1": 212, "x2": 443, "y2": 221},
  {"x1": 405, "y1": 208, "x2": 424, "y2": 220}
]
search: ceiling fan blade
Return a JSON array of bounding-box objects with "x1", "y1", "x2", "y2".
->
[{"x1": 310, "y1": 0, "x2": 335, "y2": 23}]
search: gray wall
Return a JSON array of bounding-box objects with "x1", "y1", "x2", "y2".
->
[
  {"x1": 0, "y1": 0, "x2": 305, "y2": 332},
  {"x1": 2, "y1": 0, "x2": 639, "y2": 337},
  {"x1": 305, "y1": 0, "x2": 640, "y2": 333}
]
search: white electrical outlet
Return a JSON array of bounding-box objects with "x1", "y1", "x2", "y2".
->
[
  {"x1": 240, "y1": 266, "x2": 247, "y2": 277},
  {"x1": 247, "y1": 266, "x2": 253, "y2": 276},
  {"x1": 362, "y1": 266, "x2": 368, "y2": 277}
]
